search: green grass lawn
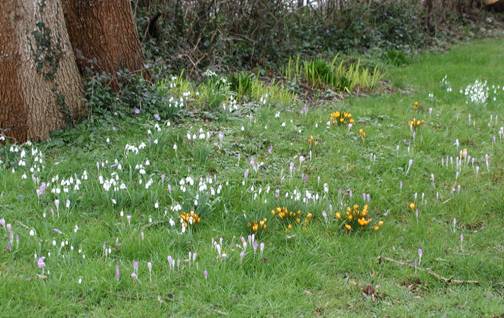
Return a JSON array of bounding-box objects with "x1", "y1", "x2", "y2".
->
[{"x1": 1, "y1": 39, "x2": 504, "y2": 317}]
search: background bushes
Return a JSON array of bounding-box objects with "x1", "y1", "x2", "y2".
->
[{"x1": 134, "y1": 0, "x2": 500, "y2": 75}]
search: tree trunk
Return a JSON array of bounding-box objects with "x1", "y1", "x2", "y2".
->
[
  {"x1": 0, "y1": 0, "x2": 86, "y2": 143},
  {"x1": 424, "y1": 0, "x2": 435, "y2": 35},
  {"x1": 62, "y1": 0, "x2": 145, "y2": 80}
]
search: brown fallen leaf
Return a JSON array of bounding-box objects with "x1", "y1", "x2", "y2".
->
[{"x1": 362, "y1": 284, "x2": 377, "y2": 301}]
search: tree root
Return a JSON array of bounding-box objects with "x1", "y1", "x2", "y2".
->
[{"x1": 378, "y1": 256, "x2": 480, "y2": 285}]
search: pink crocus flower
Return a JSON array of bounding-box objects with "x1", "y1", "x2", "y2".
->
[
  {"x1": 115, "y1": 264, "x2": 121, "y2": 281},
  {"x1": 203, "y1": 270, "x2": 208, "y2": 280},
  {"x1": 37, "y1": 257, "x2": 46, "y2": 271}
]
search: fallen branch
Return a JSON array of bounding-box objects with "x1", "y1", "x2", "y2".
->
[{"x1": 378, "y1": 256, "x2": 480, "y2": 285}]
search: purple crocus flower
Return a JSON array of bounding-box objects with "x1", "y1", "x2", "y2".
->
[
  {"x1": 132, "y1": 107, "x2": 141, "y2": 115},
  {"x1": 153, "y1": 114, "x2": 161, "y2": 121},
  {"x1": 133, "y1": 260, "x2": 139, "y2": 274},
  {"x1": 36, "y1": 182, "x2": 47, "y2": 197},
  {"x1": 0, "y1": 218, "x2": 5, "y2": 228},
  {"x1": 203, "y1": 269, "x2": 208, "y2": 280},
  {"x1": 6, "y1": 224, "x2": 13, "y2": 243},
  {"x1": 37, "y1": 257, "x2": 46, "y2": 269},
  {"x1": 417, "y1": 247, "x2": 423, "y2": 266},
  {"x1": 300, "y1": 103, "x2": 308, "y2": 115},
  {"x1": 252, "y1": 241, "x2": 258, "y2": 254},
  {"x1": 167, "y1": 255, "x2": 175, "y2": 270}
]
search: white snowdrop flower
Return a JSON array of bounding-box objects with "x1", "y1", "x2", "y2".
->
[
  {"x1": 103, "y1": 181, "x2": 112, "y2": 192},
  {"x1": 405, "y1": 159, "x2": 414, "y2": 175},
  {"x1": 29, "y1": 229, "x2": 35, "y2": 237},
  {"x1": 463, "y1": 80, "x2": 489, "y2": 105}
]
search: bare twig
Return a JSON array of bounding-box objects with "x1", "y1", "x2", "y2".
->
[
  {"x1": 142, "y1": 220, "x2": 172, "y2": 230},
  {"x1": 378, "y1": 256, "x2": 480, "y2": 285}
]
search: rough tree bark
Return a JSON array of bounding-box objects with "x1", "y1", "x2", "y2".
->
[
  {"x1": 425, "y1": 0, "x2": 435, "y2": 35},
  {"x1": 62, "y1": 0, "x2": 145, "y2": 80},
  {"x1": 0, "y1": 0, "x2": 86, "y2": 142}
]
